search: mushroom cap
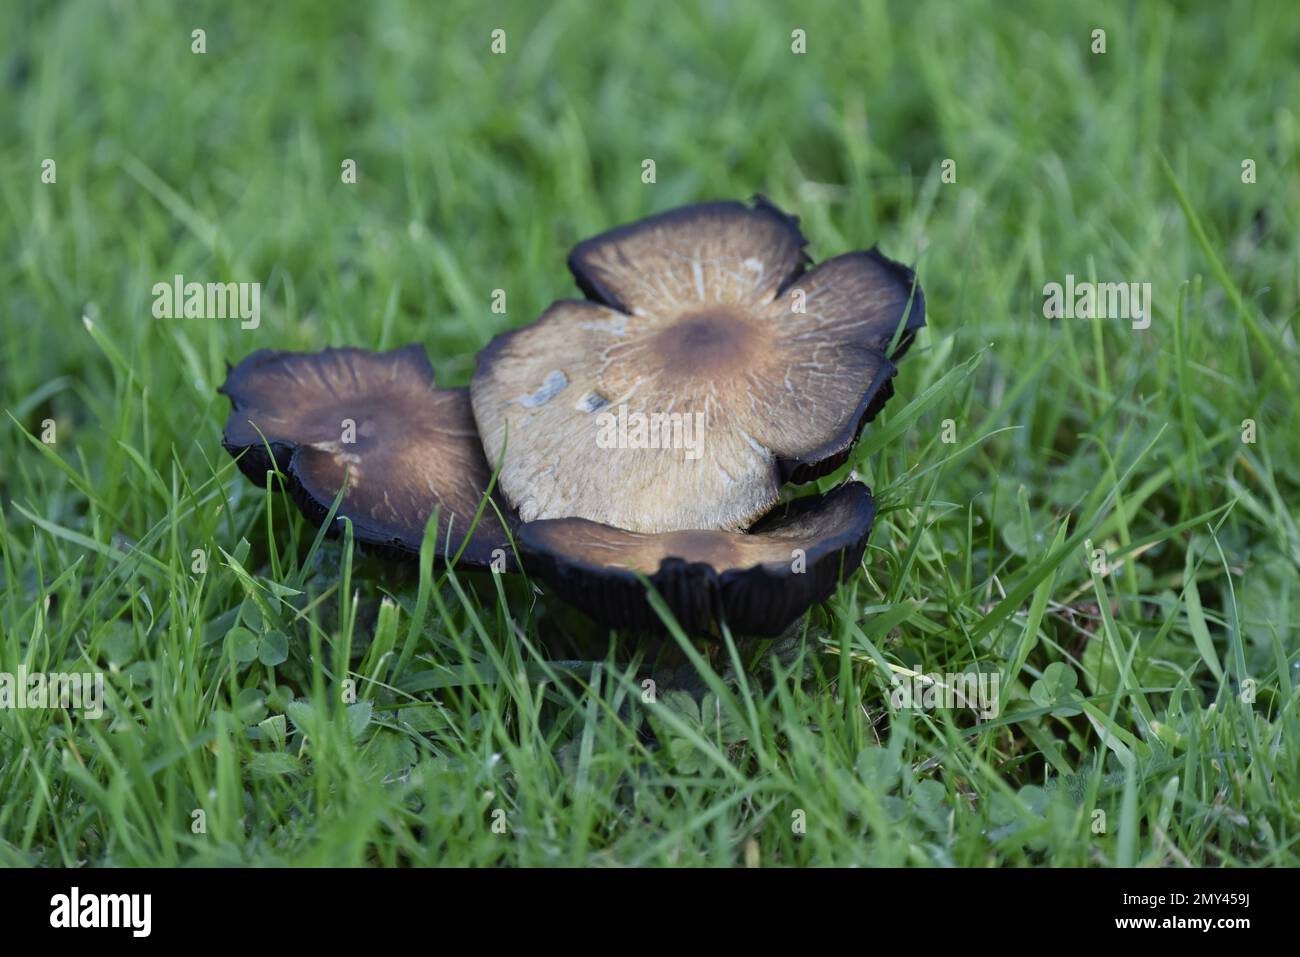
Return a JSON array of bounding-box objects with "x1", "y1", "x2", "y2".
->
[
  {"x1": 471, "y1": 198, "x2": 923, "y2": 534},
  {"x1": 516, "y1": 481, "x2": 875, "y2": 637},
  {"x1": 220, "y1": 345, "x2": 513, "y2": 568}
]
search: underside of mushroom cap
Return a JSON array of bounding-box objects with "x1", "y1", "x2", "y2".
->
[
  {"x1": 471, "y1": 198, "x2": 924, "y2": 534},
  {"x1": 516, "y1": 481, "x2": 875, "y2": 637},
  {"x1": 220, "y1": 345, "x2": 514, "y2": 569}
]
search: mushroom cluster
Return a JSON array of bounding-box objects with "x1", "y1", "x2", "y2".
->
[{"x1": 220, "y1": 198, "x2": 924, "y2": 637}]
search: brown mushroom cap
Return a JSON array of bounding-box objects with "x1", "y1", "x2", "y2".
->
[
  {"x1": 220, "y1": 346, "x2": 513, "y2": 568},
  {"x1": 516, "y1": 481, "x2": 875, "y2": 636},
  {"x1": 471, "y1": 198, "x2": 923, "y2": 534}
]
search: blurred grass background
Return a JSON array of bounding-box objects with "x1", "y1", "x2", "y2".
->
[{"x1": 0, "y1": 0, "x2": 1297, "y2": 865}]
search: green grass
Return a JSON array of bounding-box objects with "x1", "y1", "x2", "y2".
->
[{"x1": 2, "y1": 0, "x2": 1298, "y2": 867}]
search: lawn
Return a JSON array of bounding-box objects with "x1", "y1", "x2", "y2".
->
[{"x1": 1, "y1": 0, "x2": 1297, "y2": 867}]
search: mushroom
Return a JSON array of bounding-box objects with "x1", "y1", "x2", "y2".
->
[
  {"x1": 516, "y1": 481, "x2": 876, "y2": 636},
  {"x1": 220, "y1": 345, "x2": 513, "y2": 568},
  {"x1": 470, "y1": 197, "x2": 924, "y2": 534}
]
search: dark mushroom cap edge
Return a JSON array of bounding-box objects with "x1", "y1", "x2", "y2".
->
[{"x1": 515, "y1": 481, "x2": 876, "y2": 637}]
